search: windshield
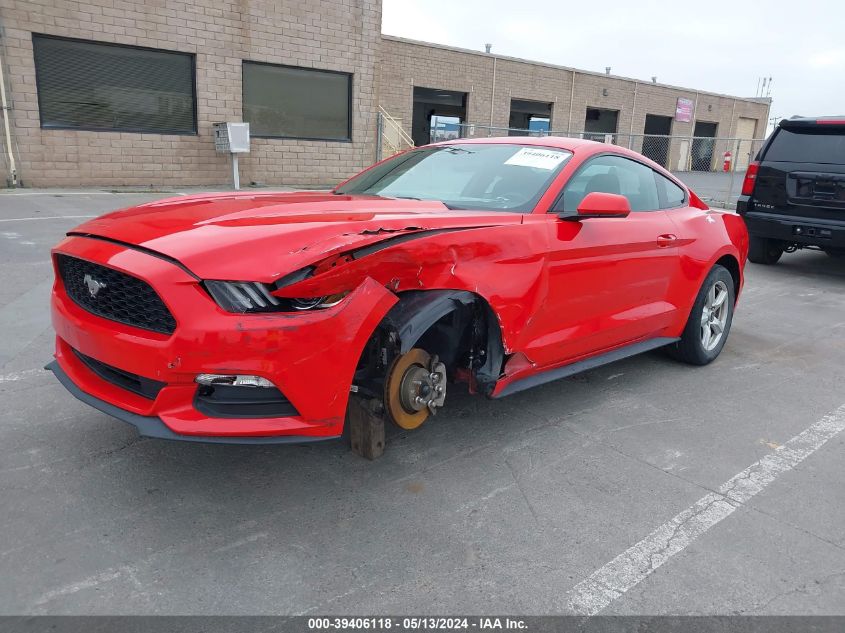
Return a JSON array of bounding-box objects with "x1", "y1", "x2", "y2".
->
[{"x1": 335, "y1": 143, "x2": 572, "y2": 212}]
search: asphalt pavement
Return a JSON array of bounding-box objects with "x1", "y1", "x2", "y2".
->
[{"x1": 1, "y1": 190, "x2": 843, "y2": 615}]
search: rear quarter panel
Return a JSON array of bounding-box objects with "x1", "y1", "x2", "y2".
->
[{"x1": 667, "y1": 207, "x2": 748, "y2": 326}]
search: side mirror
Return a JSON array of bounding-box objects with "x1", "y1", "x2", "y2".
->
[{"x1": 564, "y1": 192, "x2": 631, "y2": 219}]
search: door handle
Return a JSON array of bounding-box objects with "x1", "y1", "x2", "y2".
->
[{"x1": 657, "y1": 234, "x2": 678, "y2": 247}]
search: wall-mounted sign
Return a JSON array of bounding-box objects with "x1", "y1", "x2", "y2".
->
[{"x1": 676, "y1": 98, "x2": 694, "y2": 123}]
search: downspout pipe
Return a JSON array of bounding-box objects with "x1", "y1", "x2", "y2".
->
[
  {"x1": 489, "y1": 55, "x2": 497, "y2": 130},
  {"x1": 0, "y1": 35, "x2": 17, "y2": 187},
  {"x1": 629, "y1": 81, "x2": 638, "y2": 135},
  {"x1": 687, "y1": 91, "x2": 699, "y2": 171}
]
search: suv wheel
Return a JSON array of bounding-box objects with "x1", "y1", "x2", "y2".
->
[
  {"x1": 668, "y1": 265, "x2": 735, "y2": 366},
  {"x1": 824, "y1": 248, "x2": 845, "y2": 259},
  {"x1": 748, "y1": 235, "x2": 783, "y2": 265}
]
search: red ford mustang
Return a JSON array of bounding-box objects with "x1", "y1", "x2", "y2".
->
[{"x1": 48, "y1": 137, "x2": 748, "y2": 454}]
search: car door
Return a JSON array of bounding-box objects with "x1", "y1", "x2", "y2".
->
[
  {"x1": 656, "y1": 169, "x2": 719, "y2": 312},
  {"x1": 524, "y1": 153, "x2": 684, "y2": 367}
]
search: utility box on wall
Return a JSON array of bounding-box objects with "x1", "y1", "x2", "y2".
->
[
  {"x1": 214, "y1": 122, "x2": 250, "y2": 153},
  {"x1": 213, "y1": 122, "x2": 250, "y2": 189}
]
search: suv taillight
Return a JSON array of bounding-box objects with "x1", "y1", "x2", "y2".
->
[{"x1": 741, "y1": 161, "x2": 759, "y2": 196}]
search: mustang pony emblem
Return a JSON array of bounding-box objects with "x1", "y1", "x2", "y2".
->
[{"x1": 83, "y1": 273, "x2": 107, "y2": 298}]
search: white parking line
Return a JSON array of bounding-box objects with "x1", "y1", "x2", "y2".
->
[
  {"x1": 0, "y1": 191, "x2": 118, "y2": 196},
  {"x1": 0, "y1": 368, "x2": 47, "y2": 383},
  {"x1": 0, "y1": 215, "x2": 96, "y2": 223},
  {"x1": 564, "y1": 403, "x2": 845, "y2": 615},
  {"x1": 0, "y1": 191, "x2": 187, "y2": 196}
]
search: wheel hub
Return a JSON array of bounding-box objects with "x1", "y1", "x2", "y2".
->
[{"x1": 385, "y1": 348, "x2": 447, "y2": 429}]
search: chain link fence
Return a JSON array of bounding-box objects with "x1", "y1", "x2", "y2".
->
[
  {"x1": 454, "y1": 123, "x2": 763, "y2": 171},
  {"x1": 374, "y1": 113, "x2": 766, "y2": 208}
]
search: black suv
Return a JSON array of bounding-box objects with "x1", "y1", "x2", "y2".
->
[{"x1": 737, "y1": 116, "x2": 845, "y2": 264}]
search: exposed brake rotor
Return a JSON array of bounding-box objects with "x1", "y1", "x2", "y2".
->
[{"x1": 384, "y1": 348, "x2": 447, "y2": 430}]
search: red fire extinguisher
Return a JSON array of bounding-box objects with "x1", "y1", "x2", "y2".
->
[{"x1": 723, "y1": 151, "x2": 732, "y2": 172}]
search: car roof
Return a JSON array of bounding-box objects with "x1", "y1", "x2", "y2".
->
[
  {"x1": 436, "y1": 135, "x2": 597, "y2": 152},
  {"x1": 432, "y1": 135, "x2": 679, "y2": 182}
]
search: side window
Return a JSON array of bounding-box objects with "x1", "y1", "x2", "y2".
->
[
  {"x1": 557, "y1": 155, "x2": 660, "y2": 212},
  {"x1": 558, "y1": 162, "x2": 612, "y2": 212},
  {"x1": 656, "y1": 173, "x2": 687, "y2": 209}
]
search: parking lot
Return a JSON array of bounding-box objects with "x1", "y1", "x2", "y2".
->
[{"x1": 1, "y1": 190, "x2": 844, "y2": 616}]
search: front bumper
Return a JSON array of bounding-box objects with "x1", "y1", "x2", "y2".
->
[
  {"x1": 49, "y1": 235, "x2": 397, "y2": 442},
  {"x1": 46, "y1": 360, "x2": 333, "y2": 444}
]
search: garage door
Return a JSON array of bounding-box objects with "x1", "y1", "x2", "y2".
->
[{"x1": 735, "y1": 117, "x2": 758, "y2": 170}]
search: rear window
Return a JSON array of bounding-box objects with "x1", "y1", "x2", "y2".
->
[{"x1": 764, "y1": 128, "x2": 845, "y2": 165}]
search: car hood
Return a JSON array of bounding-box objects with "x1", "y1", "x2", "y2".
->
[{"x1": 69, "y1": 191, "x2": 524, "y2": 282}]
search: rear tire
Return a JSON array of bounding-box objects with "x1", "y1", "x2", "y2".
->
[
  {"x1": 668, "y1": 265, "x2": 735, "y2": 366},
  {"x1": 748, "y1": 235, "x2": 783, "y2": 265},
  {"x1": 824, "y1": 248, "x2": 845, "y2": 259}
]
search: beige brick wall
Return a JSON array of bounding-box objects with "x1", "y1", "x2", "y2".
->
[
  {"x1": 492, "y1": 57, "x2": 570, "y2": 131},
  {"x1": 379, "y1": 36, "x2": 770, "y2": 157},
  {"x1": 0, "y1": 3, "x2": 771, "y2": 188},
  {"x1": 0, "y1": 0, "x2": 381, "y2": 187},
  {"x1": 378, "y1": 36, "x2": 495, "y2": 137}
]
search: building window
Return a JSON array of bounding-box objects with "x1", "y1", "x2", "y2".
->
[
  {"x1": 32, "y1": 34, "x2": 196, "y2": 135},
  {"x1": 242, "y1": 61, "x2": 351, "y2": 141}
]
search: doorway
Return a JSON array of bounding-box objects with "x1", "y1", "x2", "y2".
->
[
  {"x1": 509, "y1": 99, "x2": 552, "y2": 135},
  {"x1": 412, "y1": 87, "x2": 468, "y2": 146},
  {"x1": 642, "y1": 114, "x2": 672, "y2": 167},
  {"x1": 584, "y1": 108, "x2": 619, "y2": 142},
  {"x1": 735, "y1": 117, "x2": 758, "y2": 170},
  {"x1": 691, "y1": 121, "x2": 718, "y2": 171}
]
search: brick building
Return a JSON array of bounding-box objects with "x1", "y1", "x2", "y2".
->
[
  {"x1": 0, "y1": 0, "x2": 770, "y2": 188},
  {"x1": 379, "y1": 37, "x2": 771, "y2": 173}
]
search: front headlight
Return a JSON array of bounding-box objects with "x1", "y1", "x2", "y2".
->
[
  {"x1": 204, "y1": 280, "x2": 348, "y2": 313},
  {"x1": 290, "y1": 293, "x2": 348, "y2": 310}
]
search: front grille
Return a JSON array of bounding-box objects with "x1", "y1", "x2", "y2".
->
[
  {"x1": 56, "y1": 254, "x2": 176, "y2": 335},
  {"x1": 72, "y1": 348, "x2": 166, "y2": 400}
]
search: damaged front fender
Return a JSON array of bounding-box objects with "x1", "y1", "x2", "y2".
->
[
  {"x1": 157, "y1": 276, "x2": 398, "y2": 437},
  {"x1": 267, "y1": 277, "x2": 398, "y2": 425}
]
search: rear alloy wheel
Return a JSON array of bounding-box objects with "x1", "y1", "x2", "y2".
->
[
  {"x1": 669, "y1": 265, "x2": 735, "y2": 365},
  {"x1": 824, "y1": 248, "x2": 845, "y2": 258},
  {"x1": 748, "y1": 235, "x2": 783, "y2": 265},
  {"x1": 384, "y1": 348, "x2": 447, "y2": 430},
  {"x1": 700, "y1": 280, "x2": 730, "y2": 352}
]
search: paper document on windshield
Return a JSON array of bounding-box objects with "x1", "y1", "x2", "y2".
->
[{"x1": 504, "y1": 148, "x2": 567, "y2": 170}]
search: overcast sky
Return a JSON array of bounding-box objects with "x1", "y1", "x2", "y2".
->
[{"x1": 382, "y1": 0, "x2": 844, "y2": 135}]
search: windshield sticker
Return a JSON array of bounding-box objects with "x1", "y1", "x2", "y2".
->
[{"x1": 504, "y1": 148, "x2": 568, "y2": 170}]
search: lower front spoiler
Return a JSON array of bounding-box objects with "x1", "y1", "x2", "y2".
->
[{"x1": 45, "y1": 360, "x2": 341, "y2": 446}]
